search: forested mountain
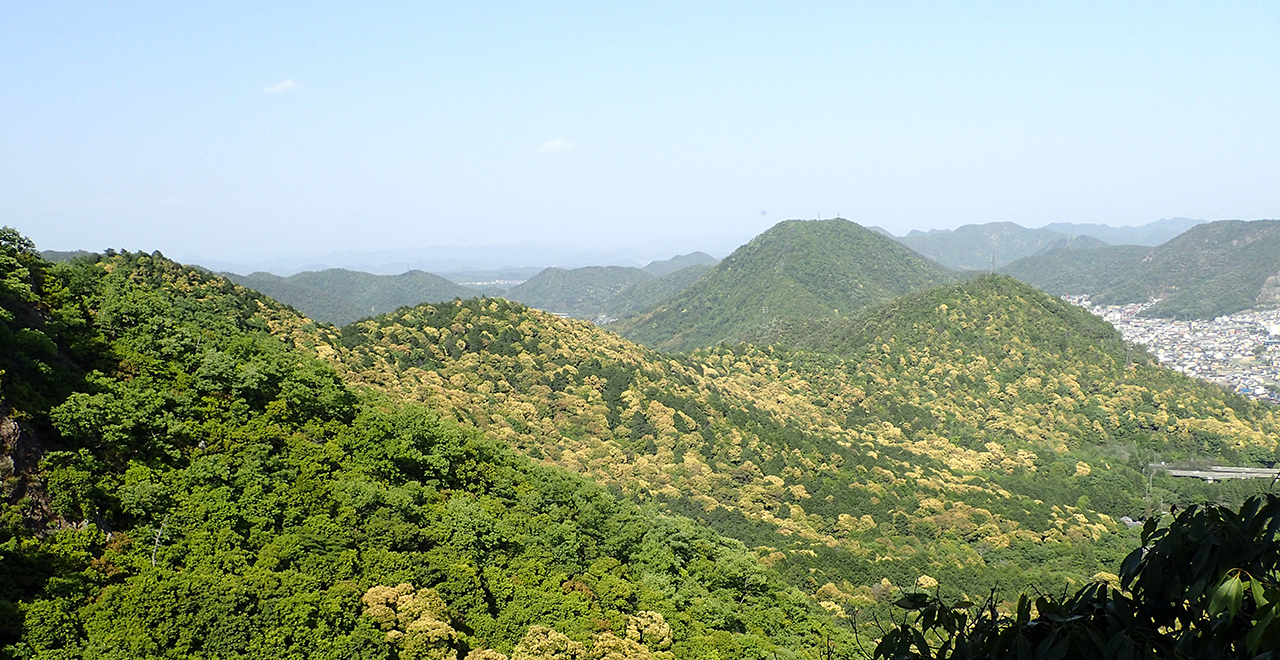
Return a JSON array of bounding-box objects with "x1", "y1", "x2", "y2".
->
[
  {"x1": 601, "y1": 265, "x2": 713, "y2": 319},
  {"x1": 8, "y1": 225, "x2": 1280, "y2": 657},
  {"x1": 503, "y1": 260, "x2": 719, "y2": 321},
  {"x1": 224, "y1": 268, "x2": 474, "y2": 326},
  {"x1": 311, "y1": 275, "x2": 1280, "y2": 642},
  {"x1": 641, "y1": 252, "x2": 718, "y2": 278},
  {"x1": 892, "y1": 219, "x2": 1203, "y2": 273},
  {"x1": 1000, "y1": 245, "x2": 1149, "y2": 296},
  {"x1": 503, "y1": 266, "x2": 653, "y2": 319},
  {"x1": 613, "y1": 219, "x2": 955, "y2": 351},
  {"x1": 1002, "y1": 219, "x2": 1280, "y2": 318},
  {"x1": 896, "y1": 223, "x2": 1087, "y2": 271},
  {"x1": 0, "y1": 235, "x2": 851, "y2": 658},
  {"x1": 1102, "y1": 219, "x2": 1280, "y2": 318}
]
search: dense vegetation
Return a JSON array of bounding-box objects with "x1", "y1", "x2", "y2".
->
[
  {"x1": 314, "y1": 274, "x2": 1280, "y2": 643},
  {"x1": 8, "y1": 220, "x2": 1280, "y2": 657},
  {"x1": 225, "y1": 268, "x2": 474, "y2": 326},
  {"x1": 0, "y1": 238, "x2": 852, "y2": 658},
  {"x1": 1111, "y1": 219, "x2": 1280, "y2": 319},
  {"x1": 614, "y1": 219, "x2": 954, "y2": 352},
  {"x1": 896, "y1": 223, "x2": 1082, "y2": 271},
  {"x1": 1002, "y1": 219, "x2": 1280, "y2": 319},
  {"x1": 876, "y1": 495, "x2": 1280, "y2": 659},
  {"x1": 602, "y1": 265, "x2": 713, "y2": 319},
  {"x1": 1000, "y1": 245, "x2": 1149, "y2": 297}
]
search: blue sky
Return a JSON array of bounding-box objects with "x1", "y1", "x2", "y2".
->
[{"x1": 3, "y1": 2, "x2": 1278, "y2": 266}]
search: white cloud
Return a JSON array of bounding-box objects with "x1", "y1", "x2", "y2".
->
[
  {"x1": 539, "y1": 138, "x2": 574, "y2": 153},
  {"x1": 264, "y1": 79, "x2": 301, "y2": 94}
]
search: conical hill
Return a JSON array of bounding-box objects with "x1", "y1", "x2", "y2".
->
[
  {"x1": 612, "y1": 218, "x2": 954, "y2": 351},
  {"x1": 770, "y1": 274, "x2": 1134, "y2": 366}
]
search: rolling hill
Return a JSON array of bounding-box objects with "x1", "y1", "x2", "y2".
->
[
  {"x1": 224, "y1": 267, "x2": 474, "y2": 325},
  {"x1": 10, "y1": 226, "x2": 1280, "y2": 654},
  {"x1": 0, "y1": 239, "x2": 852, "y2": 658},
  {"x1": 503, "y1": 265, "x2": 652, "y2": 319},
  {"x1": 1001, "y1": 244, "x2": 1149, "y2": 296},
  {"x1": 613, "y1": 218, "x2": 955, "y2": 351},
  {"x1": 1107, "y1": 219, "x2": 1280, "y2": 318},
  {"x1": 314, "y1": 275, "x2": 1280, "y2": 633},
  {"x1": 601, "y1": 264, "x2": 714, "y2": 319},
  {"x1": 1002, "y1": 219, "x2": 1280, "y2": 318}
]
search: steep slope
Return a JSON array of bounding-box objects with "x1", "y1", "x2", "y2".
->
[
  {"x1": 1002, "y1": 220, "x2": 1280, "y2": 318},
  {"x1": 1, "y1": 241, "x2": 850, "y2": 658},
  {"x1": 1099, "y1": 219, "x2": 1280, "y2": 318},
  {"x1": 226, "y1": 267, "x2": 473, "y2": 325},
  {"x1": 642, "y1": 252, "x2": 719, "y2": 277},
  {"x1": 20, "y1": 238, "x2": 1279, "y2": 653},
  {"x1": 896, "y1": 222, "x2": 1079, "y2": 271},
  {"x1": 1001, "y1": 244, "x2": 1149, "y2": 295},
  {"x1": 614, "y1": 219, "x2": 954, "y2": 351},
  {"x1": 504, "y1": 266, "x2": 651, "y2": 319},
  {"x1": 602, "y1": 264, "x2": 713, "y2": 319},
  {"x1": 314, "y1": 280, "x2": 1280, "y2": 629}
]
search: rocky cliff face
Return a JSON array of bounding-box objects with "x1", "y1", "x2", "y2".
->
[{"x1": 0, "y1": 405, "x2": 52, "y2": 532}]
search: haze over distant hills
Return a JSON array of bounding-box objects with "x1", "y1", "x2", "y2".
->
[
  {"x1": 1042, "y1": 217, "x2": 1207, "y2": 246},
  {"x1": 602, "y1": 263, "x2": 715, "y2": 318},
  {"x1": 503, "y1": 266, "x2": 653, "y2": 319},
  {"x1": 218, "y1": 253, "x2": 721, "y2": 325},
  {"x1": 503, "y1": 253, "x2": 720, "y2": 319},
  {"x1": 185, "y1": 236, "x2": 748, "y2": 277},
  {"x1": 891, "y1": 218, "x2": 1207, "y2": 271},
  {"x1": 1002, "y1": 219, "x2": 1280, "y2": 318},
  {"x1": 640, "y1": 251, "x2": 718, "y2": 277},
  {"x1": 897, "y1": 222, "x2": 1091, "y2": 270},
  {"x1": 613, "y1": 218, "x2": 954, "y2": 351},
  {"x1": 223, "y1": 268, "x2": 474, "y2": 326}
]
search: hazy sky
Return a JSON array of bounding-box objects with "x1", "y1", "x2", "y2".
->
[{"x1": 4, "y1": 2, "x2": 1278, "y2": 264}]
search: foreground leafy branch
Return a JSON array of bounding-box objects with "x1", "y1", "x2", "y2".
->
[{"x1": 875, "y1": 495, "x2": 1280, "y2": 659}]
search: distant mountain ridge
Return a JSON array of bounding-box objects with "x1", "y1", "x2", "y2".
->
[
  {"x1": 613, "y1": 218, "x2": 955, "y2": 351},
  {"x1": 1002, "y1": 219, "x2": 1280, "y2": 319},
  {"x1": 503, "y1": 266, "x2": 652, "y2": 318},
  {"x1": 897, "y1": 222, "x2": 1086, "y2": 270},
  {"x1": 1001, "y1": 244, "x2": 1149, "y2": 296},
  {"x1": 602, "y1": 263, "x2": 714, "y2": 319},
  {"x1": 224, "y1": 268, "x2": 473, "y2": 326},
  {"x1": 1043, "y1": 217, "x2": 1207, "y2": 246},
  {"x1": 501, "y1": 253, "x2": 720, "y2": 319},
  {"x1": 890, "y1": 218, "x2": 1206, "y2": 272},
  {"x1": 642, "y1": 251, "x2": 718, "y2": 277}
]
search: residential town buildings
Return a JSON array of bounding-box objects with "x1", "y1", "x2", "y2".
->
[{"x1": 1066, "y1": 296, "x2": 1280, "y2": 403}]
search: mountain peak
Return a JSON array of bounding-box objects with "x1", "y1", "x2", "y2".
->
[{"x1": 613, "y1": 219, "x2": 953, "y2": 351}]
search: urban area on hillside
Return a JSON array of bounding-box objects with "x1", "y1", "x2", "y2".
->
[{"x1": 1066, "y1": 295, "x2": 1280, "y2": 403}]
